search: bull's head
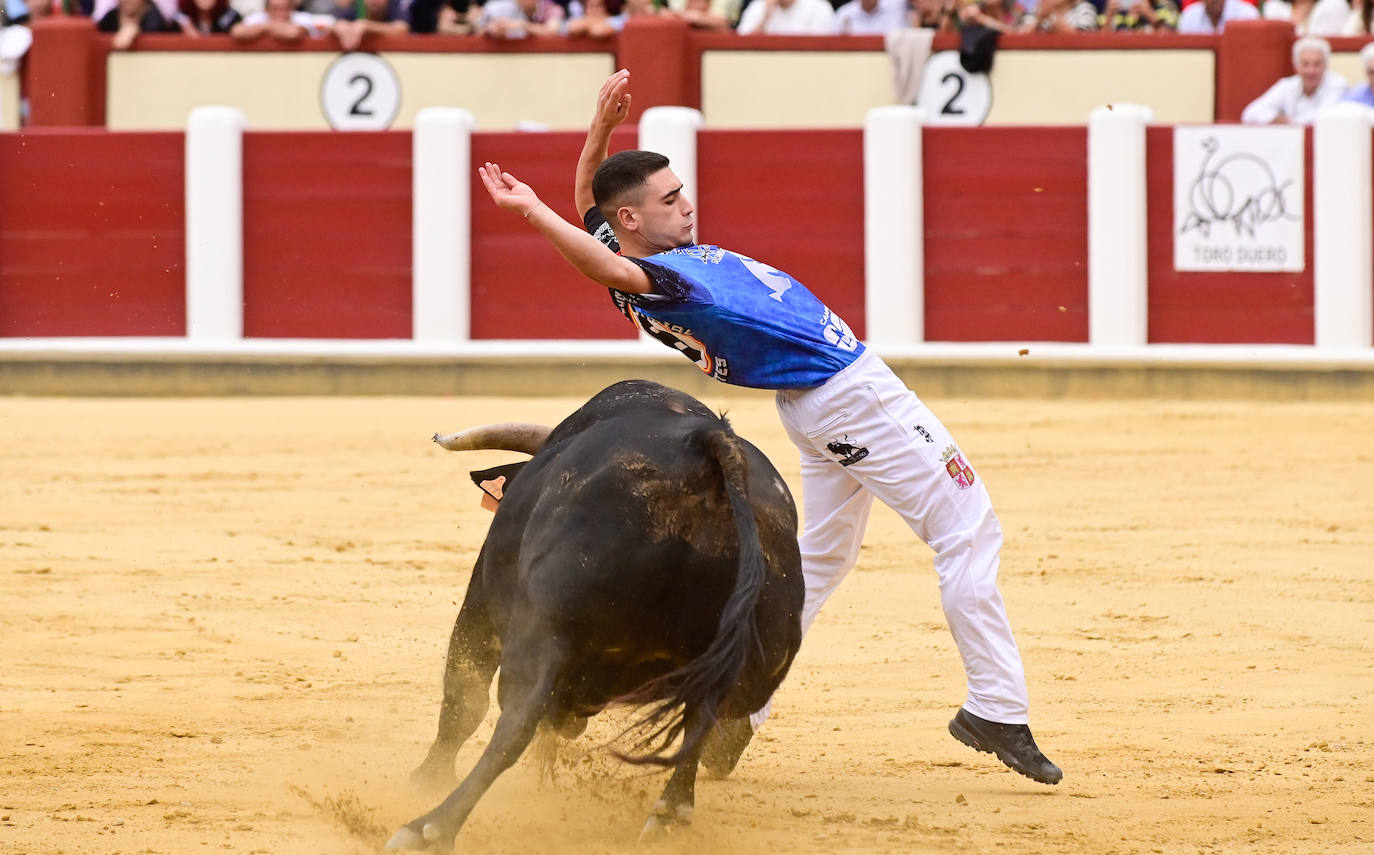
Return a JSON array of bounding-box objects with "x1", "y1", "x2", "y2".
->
[{"x1": 433, "y1": 423, "x2": 553, "y2": 511}]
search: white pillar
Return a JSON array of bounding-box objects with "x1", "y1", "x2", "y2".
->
[
  {"x1": 413, "y1": 107, "x2": 475, "y2": 343},
  {"x1": 1313, "y1": 102, "x2": 1374, "y2": 350},
  {"x1": 185, "y1": 106, "x2": 246, "y2": 342},
  {"x1": 864, "y1": 106, "x2": 924, "y2": 346},
  {"x1": 639, "y1": 106, "x2": 703, "y2": 242},
  {"x1": 1087, "y1": 103, "x2": 1153, "y2": 348}
]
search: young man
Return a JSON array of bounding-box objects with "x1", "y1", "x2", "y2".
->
[{"x1": 476, "y1": 69, "x2": 1061, "y2": 786}]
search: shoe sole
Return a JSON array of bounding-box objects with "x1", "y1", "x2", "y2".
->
[{"x1": 948, "y1": 716, "x2": 1062, "y2": 785}]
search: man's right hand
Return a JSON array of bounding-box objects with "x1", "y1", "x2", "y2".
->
[{"x1": 479, "y1": 162, "x2": 542, "y2": 216}]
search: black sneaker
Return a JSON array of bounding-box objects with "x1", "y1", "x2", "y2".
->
[
  {"x1": 699, "y1": 717, "x2": 753, "y2": 779},
  {"x1": 948, "y1": 708, "x2": 1062, "y2": 785}
]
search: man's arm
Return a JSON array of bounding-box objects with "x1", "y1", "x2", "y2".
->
[
  {"x1": 480, "y1": 162, "x2": 653, "y2": 295},
  {"x1": 1241, "y1": 78, "x2": 1290, "y2": 125},
  {"x1": 574, "y1": 68, "x2": 632, "y2": 216}
]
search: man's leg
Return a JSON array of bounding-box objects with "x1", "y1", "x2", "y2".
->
[{"x1": 824, "y1": 362, "x2": 1058, "y2": 783}]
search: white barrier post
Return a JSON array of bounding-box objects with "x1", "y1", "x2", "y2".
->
[
  {"x1": 185, "y1": 106, "x2": 246, "y2": 342},
  {"x1": 1088, "y1": 103, "x2": 1153, "y2": 348},
  {"x1": 864, "y1": 106, "x2": 924, "y2": 346},
  {"x1": 639, "y1": 106, "x2": 704, "y2": 242},
  {"x1": 413, "y1": 107, "x2": 475, "y2": 343},
  {"x1": 1314, "y1": 102, "x2": 1374, "y2": 351}
]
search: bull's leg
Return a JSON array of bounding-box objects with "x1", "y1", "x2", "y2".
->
[
  {"x1": 638, "y1": 708, "x2": 706, "y2": 844},
  {"x1": 387, "y1": 645, "x2": 563, "y2": 852},
  {"x1": 410, "y1": 593, "x2": 501, "y2": 790}
]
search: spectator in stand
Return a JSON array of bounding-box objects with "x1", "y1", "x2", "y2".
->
[
  {"x1": 832, "y1": 0, "x2": 908, "y2": 32},
  {"x1": 1176, "y1": 0, "x2": 1256, "y2": 31},
  {"x1": 97, "y1": 0, "x2": 180, "y2": 48},
  {"x1": 1342, "y1": 0, "x2": 1371, "y2": 29},
  {"x1": 665, "y1": 0, "x2": 736, "y2": 28},
  {"x1": 333, "y1": 0, "x2": 406, "y2": 48},
  {"x1": 962, "y1": 0, "x2": 1025, "y2": 31},
  {"x1": 1262, "y1": 0, "x2": 1349, "y2": 34},
  {"x1": 1021, "y1": 0, "x2": 1097, "y2": 29},
  {"x1": 1100, "y1": 0, "x2": 1178, "y2": 29},
  {"x1": 230, "y1": 0, "x2": 326, "y2": 40},
  {"x1": 176, "y1": 0, "x2": 242, "y2": 32},
  {"x1": 1241, "y1": 35, "x2": 1347, "y2": 123},
  {"x1": 909, "y1": 0, "x2": 960, "y2": 29},
  {"x1": 568, "y1": 0, "x2": 656, "y2": 36},
  {"x1": 736, "y1": 0, "x2": 836, "y2": 33},
  {"x1": 476, "y1": 0, "x2": 568, "y2": 37},
  {"x1": 1339, "y1": 41, "x2": 1374, "y2": 104},
  {"x1": 408, "y1": 0, "x2": 477, "y2": 32}
]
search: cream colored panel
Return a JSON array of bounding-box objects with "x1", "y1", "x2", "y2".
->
[
  {"x1": 703, "y1": 51, "x2": 893, "y2": 129},
  {"x1": 1, "y1": 72, "x2": 18, "y2": 131},
  {"x1": 108, "y1": 53, "x2": 336, "y2": 130},
  {"x1": 382, "y1": 53, "x2": 614, "y2": 130},
  {"x1": 986, "y1": 51, "x2": 1214, "y2": 126},
  {"x1": 1330, "y1": 50, "x2": 1367, "y2": 90},
  {"x1": 107, "y1": 51, "x2": 614, "y2": 130}
]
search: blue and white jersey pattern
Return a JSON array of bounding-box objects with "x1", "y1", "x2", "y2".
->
[
  {"x1": 620, "y1": 245, "x2": 864, "y2": 389},
  {"x1": 581, "y1": 206, "x2": 863, "y2": 389}
]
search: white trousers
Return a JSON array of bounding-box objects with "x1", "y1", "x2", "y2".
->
[{"x1": 752, "y1": 350, "x2": 1030, "y2": 728}]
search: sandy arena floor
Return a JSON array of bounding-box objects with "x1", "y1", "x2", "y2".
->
[{"x1": 2, "y1": 392, "x2": 1372, "y2": 855}]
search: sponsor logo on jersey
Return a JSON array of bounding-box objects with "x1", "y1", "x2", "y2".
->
[
  {"x1": 826, "y1": 435, "x2": 869, "y2": 467},
  {"x1": 940, "y1": 444, "x2": 975, "y2": 489}
]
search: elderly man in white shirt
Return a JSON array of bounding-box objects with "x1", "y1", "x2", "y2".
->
[
  {"x1": 1241, "y1": 36, "x2": 1349, "y2": 125},
  {"x1": 736, "y1": 0, "x2": 836, "y2": 33}
]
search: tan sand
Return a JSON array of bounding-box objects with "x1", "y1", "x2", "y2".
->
[{"x1": 2, "y1": 393, "x2": 1371, "y2": 855}]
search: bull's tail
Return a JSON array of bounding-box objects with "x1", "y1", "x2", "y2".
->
[{"x1": 615, "y1": 427, "x2": 765, "y2": 767}]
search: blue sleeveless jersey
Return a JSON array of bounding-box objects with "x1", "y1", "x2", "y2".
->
[
  {"x1": 618, "y1": 245, "x2": 864, "y2": 389},
  {"x1": 582, "y1": 208, "x2": 863, "y2": 389}
]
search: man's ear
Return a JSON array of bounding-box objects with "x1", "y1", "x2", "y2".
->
[{"x1": 616, "y1": 205, "x2": 638, "y2": 232}]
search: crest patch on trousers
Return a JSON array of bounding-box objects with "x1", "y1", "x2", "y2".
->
[
  {"x1": 826, "y1": 435, "x2": 869, "y2": 467},
  {"x1": 940, "y1": 444, "x2": 975, "y2": 489}
]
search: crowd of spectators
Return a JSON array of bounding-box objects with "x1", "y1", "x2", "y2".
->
[{"x1": 5, "y1": 0, "x2": 1374, "y2": 43}]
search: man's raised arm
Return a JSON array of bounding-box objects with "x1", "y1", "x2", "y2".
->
[
  {"x1": 574, "y1": 69, "x2": 633, "y2": 216},
  {"x1": 479, "y1": 162, "x2": 652, "y2": 295}
]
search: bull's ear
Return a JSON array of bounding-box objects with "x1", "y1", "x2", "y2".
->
[{"x1": 469, "y1": 461, "x2": 527, "y2": 507}]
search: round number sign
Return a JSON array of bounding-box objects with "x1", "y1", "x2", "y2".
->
[
  {"x1": 320, "y1": 53, "x2": 401, "y2": 131},
  {"x1": 917, "y1": 51, "x2": 992, "y2": 128}
]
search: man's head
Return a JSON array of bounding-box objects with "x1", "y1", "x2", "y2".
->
[
  {"x1": 1362, "y1": 42, "x2": 1374, "y2": 84},
  {"x1": 265, "y1": 0, "x2": 296, "y2": 20},
  {"x1": 1202, "y1": 0, "x2": 1223, "y2": 20},
  {"x1": 1292, "y1": 36, "x2": 1330, "y2": 96},
  {"x1": 592, "y1": 150, "x2": 696, "y2": 254}
]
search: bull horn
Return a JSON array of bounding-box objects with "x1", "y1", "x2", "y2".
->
[{"x1": 432, "y1": 423, "x2": 552, "y2": 455}]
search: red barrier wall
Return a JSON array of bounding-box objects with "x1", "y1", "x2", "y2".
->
[
  {"x1": 242, "y1": 131, "x2": 412, "y2": 338},
  {"x1": 469, "y1": 129, "x2": 639, "y2": 340},
  {"x1": 923, "y1": 127, "x2": 1090, "y2": 343},
  {"x1": 0, "y1": 129, "x2": 185, "y2": 336},
  {"x1": 1144, "y1": 126, "x2": 1315, "y2": 344},
  {"x1": 697, "y1": 129, "x2": 867, "y2": 339}
]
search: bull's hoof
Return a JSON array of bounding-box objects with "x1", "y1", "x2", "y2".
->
[
  {"x1": 384, "y1": 822, "x2": 447, "y2": 851},
  {"x1": 637, "y1": 800, "x2": 693, "y2": 845}
]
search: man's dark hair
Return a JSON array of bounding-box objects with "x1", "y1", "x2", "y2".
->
[{"x1": 592, "y1": 150, "x2": 671, "y2": 224}]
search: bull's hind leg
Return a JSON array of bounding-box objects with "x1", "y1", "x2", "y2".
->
[
  {"x1": 410, "y1": 592, "x2": 501, "y2": 790},
  {"x1": 388, "y1": 644, "x2": 564, "y2": 852},
  {"x1": 639, "y1": 708, "x2": 707, "y2": 844}
]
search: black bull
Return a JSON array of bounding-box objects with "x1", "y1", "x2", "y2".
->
[{"x1": 386, "y1": 380, "x2": 805, "y2": 851}]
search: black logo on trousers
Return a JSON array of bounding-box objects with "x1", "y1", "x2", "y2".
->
[{"x1": 826, "y1": 436, "x2": 869, "y2": 467}]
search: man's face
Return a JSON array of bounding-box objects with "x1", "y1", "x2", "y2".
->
[
  {"x1": 266, "y1": 0, "x2": 293, "y2": 19},
  {"x1": 624, "y1": 168, "x2": 696, "y2": 251},
  {"x1": 1203, "y1": 0, "x2": 1222, "y2": 16},
  {"x1": 1296, "y1": 47, "x2": 1327, "y2": 94}
]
